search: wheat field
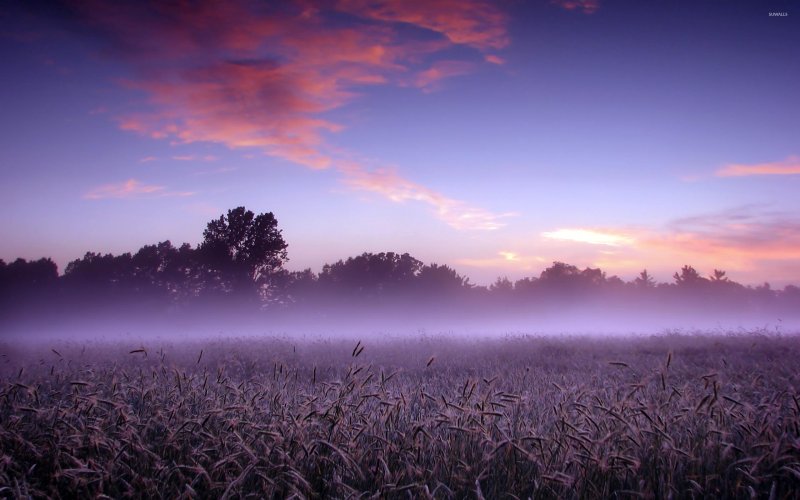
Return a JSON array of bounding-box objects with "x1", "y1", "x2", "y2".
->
[{"x1": 1, "y1": 333, "x2": 799, "y2": 498}]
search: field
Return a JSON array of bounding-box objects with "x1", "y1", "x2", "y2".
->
[{"x1": 2, "y1": 333, "x2": 800, "y2": 498}]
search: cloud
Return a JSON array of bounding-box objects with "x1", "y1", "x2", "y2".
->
[
  {"x1": 484, "y1": 54, "x2": 505, "y2": 65},
  {"x1": 193, "y1": 166, "x2": 239, "y2": 176},
  {"x1": 183, "y1": 201, "x2": 223, "y2": 216},
  {"x1": 542, "y1": 228, "x2": 635, "y2": 247},
  {"x1": 550, "y1": 0, "x2": 600, "y2": 14},
  {"x1": 340, "y1": 164, "x2": 516, "y2": 230},
  {"x1": 172, "y1": 155, "x2": 218, "y2": 162},
  {"x1": 447, "y1": 207, "x2": 800, "y2": 285},
  {"x1": 538, "y1": 207, "x2": 800, "y2": 284},
  {"x1": 715, "y1": 156, "x2": 800, "y2": 177},
  {"x1": 84, "y1": 179, "x2": 194, "y2": 200},
  {"x1": 336, "y1": 0, "x2": 509, "y2": 50},
  {"x1": 657, "y1": 207, "x2": 800, "y2": 262},
  {"x1": 410, "y1": 60, "x2": 474, "y2": 92},
  {"x1": 50, "y1": 0, "x2": 511, "y2": 229}
]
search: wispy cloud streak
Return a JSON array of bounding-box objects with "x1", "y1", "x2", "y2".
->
[
  {"x1": 341, "y1": 165, "x2": 516, "y2": 230},
  {"x1": 410, "y1": 60, "x2": 474, "y2": 92},
  {"x1": 542, "y1": 228, "x2": 635, "y2": 247},
  {"x1": 550, "y1": 0, "x2": 600, "y2": 14},
  {"x1": 715, "y1": 156, "x2": 800, "y2": 177},
  {"x1": 84, "y1": 179, "x2": 194, "y2": 200}
]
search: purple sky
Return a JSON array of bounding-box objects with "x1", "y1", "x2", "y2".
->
[{"x1": 1, "y1": 0, "x2": 799, "y2": 286}]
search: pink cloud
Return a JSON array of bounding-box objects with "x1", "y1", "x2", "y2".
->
[
  {"x1": 183, "y1": 202, "x2": 223, "y2": 216},
  {"x1": 484, "y1": 54, "x2": 505, "y2": 65},
  {"x1": 410, "y1": 60, "x2": 474, "y2": 92},
  {"x1": 537, "y1": 207, "x2": 800, "y2": 284},
  {"x1": 651, "y1": 208, "x2": 800, "y2": 265},
  {"x1": 55, "y1": 0, "x2": 511, "y2": 228},
  {"x1": 551, "y1": 0, "x2": 600, "y2": 14},
  {"x1": 171, "y1": 155, "x2": 219, "y2": 162},
  {"x1": 336, "y1": 0, "x2": 509, "y2": 51},
  {"x1": 84, "y1": 179, "x2": 194, "y2": 200},
  {"x1": 715, "y1": 156, "x2": 800, "y2": 177},
  {"x1": 340, "y1": 164, "x2": 516, "y2": 230},
  {"x1": 194, "y1": 166, "x2": 239, "y2": 176},
  {"x1": 73, "y1": 0, "x2": 508, "y2": 168}
]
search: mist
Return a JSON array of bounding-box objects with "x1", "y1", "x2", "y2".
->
[{"x1": 2, "y1": 286, "x2": 796, "y2": 347}]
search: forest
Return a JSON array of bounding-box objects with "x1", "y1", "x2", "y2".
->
[{"x1": 2, "y1": 207, "x2": 799, "y2": 333}]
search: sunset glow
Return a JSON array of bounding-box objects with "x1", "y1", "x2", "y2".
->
[{"x1": 542, "y1": 228, "x2": 635, "y2": 247}]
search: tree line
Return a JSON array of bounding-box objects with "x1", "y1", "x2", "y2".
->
[{"x1": 2, "y1": 207, "x2": 799, "y2": 321}]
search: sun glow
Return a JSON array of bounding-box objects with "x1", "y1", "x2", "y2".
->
[{"x1": 541, "y1": 228, "x2": 635, "y2": 247}]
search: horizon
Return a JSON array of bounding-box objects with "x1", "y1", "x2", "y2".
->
[
  {"x1": 5, "y1": 213, "x2": 800, "y2": 290},
  {"x1": 2, "y1": 0, "x2": 799, "y2": 288}
]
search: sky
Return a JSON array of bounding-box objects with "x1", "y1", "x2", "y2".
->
[{"x1": 1, "y1": 0, "x2": 799, "y2": 287}]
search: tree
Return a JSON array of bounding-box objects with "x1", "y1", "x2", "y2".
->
[
  {"x1": 417, "y1": 263, "x2": 470, "y2": 293},
  {"x1": 709, "y1": 269, "x2": 728, "y2": 283},
  {"x1": 539, "y1": 262, "x2": 581, "y2": 285},
  {"x1": 513, "y1": 277, "x2": 538, "y2": 295},
  {"x1": 580, "y1": 267, "x2": 606, "y2": 287},
  {"x1": 0, "y1": 258, "x2": 58, "y2": 304},
  {"x1": 538, "y1": 262, "x2": 603, "y2": 293},
  {"x1": 64, "y1": 252, "x2": 134, "y2": 294},
  {"x1": 280, "y1": 269, "x2": 318, "y2": 304},
  {"x1": 673, "y1": 265, "x2": 706, "y2": 287},
  {"x1": 634, "y1": 269, "x2": 656, "y2": 288},
  {"x1": 2, "y1": 258, "x2": 58, "y2": 288},
  {"x1": 199, "y1": 207, "x2": 288, "y2": 299},
  {"x1": 319, "y1": 252, "x2": 422, "y2": 297},
  {"x1": 489, "y1": 276, "x2": 513, "y2": 295}
]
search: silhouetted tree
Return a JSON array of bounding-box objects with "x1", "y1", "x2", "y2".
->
[
  {"x1": 580, "y1": 267, "x2": 606, "y2": 287},
  {"x1": 0, "y1": 258, "x2": 58, "y2": 306},
  {"x1": 539, "y1": 262, "x2": 581, "y2": 285},
  {"x1": 199, "y1": 207, "x2": 288, "y2": 300},
  {"x1": 513, "y1": 277, "x2": 538, "y2": 294},
  {"x1": 634, "y1": 269, "x2": 656, "y2": 288},
  {"x1": 417, "y1": 263, "x2": 469, "y2": 293},
  {"x1": 1, "y1": 258, "x2": 58, "y2": 288},
  {"x1": 779, "y1": 285, "x2": 800, "y2": 312},
  {"x1": 537, "y1": 262, "x2": 606, "y2": 295},
  {"x1": 319, "y1": 252, "x2": 422, "y2": 298},
  {"x1": 673, "y1": 265, "x2": 706, "y2": 287},
  {"x1": 489, "y1": 276, "x2": 514, "y2": 295},
  {"x1": 605, "y1": 275, "x2": 626, "y2": 290},
  {"x1": 783, "y1": 284, "x2": 800, "y2": 299},
  {"x1": 280, "y1": 268, "x2": 318, "y2": 305},
  {"x1": 753, "y1": 282, "x2": 775, "y2": 301},
  {"x1": 710, "y1": 269, "x2": 728, "y2": 283},
  {"x1": 122, "y1": 240, "x2": 205, "y2": 305},
  {"x1": 6, "y1": 212, "x2": 800, "y2": 324},
  {"x1": 64, "y1": 252, "x2": 134, "y2": 296}
]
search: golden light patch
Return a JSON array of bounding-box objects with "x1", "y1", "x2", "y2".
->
[{"x1": 542, "y1": 228, "x2": 635, "y2": 247}]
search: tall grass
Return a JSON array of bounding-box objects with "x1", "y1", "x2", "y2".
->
[{"x1": 1, "y1": 333, "x2": 799, "y2": 498}]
